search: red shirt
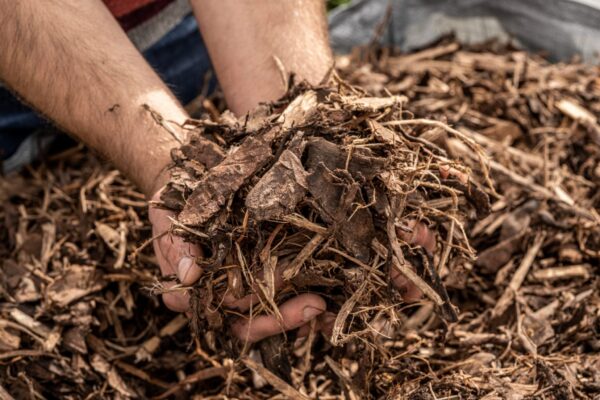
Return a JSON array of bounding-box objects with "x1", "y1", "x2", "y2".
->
[{"x1": 103, "y1": 0, "x2": 176, "y2": 31}]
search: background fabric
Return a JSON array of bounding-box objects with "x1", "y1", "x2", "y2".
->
[{"x1": 330, "y1": 0, "x2": 600, "y2": 63}]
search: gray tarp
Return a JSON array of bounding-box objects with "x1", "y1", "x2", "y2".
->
[{"x1": 329, "y1": 0, "x2": 600, "y2": 62}]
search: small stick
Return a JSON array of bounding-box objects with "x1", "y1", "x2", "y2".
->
[
  {"x1": 330, "y1": 278, "x2": 369, "y2": 345},
  {"x1": 0, "y1": 350, "x2": 60, "y2": 361},
  {"x1": 324, "y1": 356, "x2": 363, "y2": 400},
  {"x1": 450, "y1": 138, "x2": 599, "y2": 222},
  {"x1": 387, "y1": 42, "x2": 460, "y2": 67},
  {"x1": 142, "y1": 103, "x2": 184, "y2": 144},
  {"x1": 372, "y1": 239, "x2": 439, "y2": 306},
  {"x1": 489, "y1": 159, "x2": 597, "y2": 222},
  {"x1": 153, "y1": 366, "x2": 230, "y2": 400},
  {"x1": 299, "y1": 319, "x2": 317, "y2": 383},
  {"x1": 242, "y1": 358, "x2": 310, "y2": 400},
  {"x1": 168, "y1": 216, "x2": 209, "y2": 238},
  {"x1": 532, "y1": 264, "x2": 590, "y2": 281},
  {"x1": 461, "y1": 127, "x2": 544, "y2": 168},
  {"x1": 438, "y1": 219, "x2": 455, "y2": 274},
  {"x1": 383, "y1": 211, "x2": 444, "y2": 306},
  {"x1": 384, "y1": 118, "x2": 494, "y2": 192},
  {"x1": 114, "y1": 360, "x2": 170, "y2": 389},
  {"x1": 492, "y1": 232, "x2": 546, "y2": 318},
  {"x1": 282, "y1": 214, "x2": 328, "y2": 235},
  {"x1": 325, "y1": 247, "x2": 386, "y2": 286},
  {"x1": 0, "y1": 385, "x2": 15, "y2": 400},
  {"x1": 136, "y1": 314, "x2": 188, "y2": 358},
  {"x1": 272, "y1": 55, "x2": 289, "y2": 91},
  {"x1": 282, "y1": 234, "x2": 324, "y2": 280}
]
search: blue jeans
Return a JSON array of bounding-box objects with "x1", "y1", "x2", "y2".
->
[{"x1": 0, "y1": 14, "x2": 214, "y2": 172}]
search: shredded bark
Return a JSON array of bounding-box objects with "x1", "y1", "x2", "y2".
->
[{"x1": 1, "y1": 39, "x2": 599, "y2": 399}]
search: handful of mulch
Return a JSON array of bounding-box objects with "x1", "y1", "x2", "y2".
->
[{"x1": 158, "y1": 79, "x2": 490, "y2": 372}]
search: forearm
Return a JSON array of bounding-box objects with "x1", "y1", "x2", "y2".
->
[
  {"x1": 0, "y1": 0, "x2": 186, "y2": 195},
  {"x1": 190, "y1": 0, "x2": 333, "y2": 116}
]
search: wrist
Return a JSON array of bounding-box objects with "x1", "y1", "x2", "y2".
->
[
  {"x1": 145, "y1": 162, "x2": 171, "y2": 199},
  {"x1": 128, "y1": 98, "x2": 189, "y2": 198}
]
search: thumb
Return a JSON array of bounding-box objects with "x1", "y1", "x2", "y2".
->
[{"x1": 150, "y1": 203, "x2": 203, "y2": 286}]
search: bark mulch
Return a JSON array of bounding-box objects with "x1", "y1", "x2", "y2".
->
[{"x1": 1, "y1": 39, "x2": 598, "y2": 399}]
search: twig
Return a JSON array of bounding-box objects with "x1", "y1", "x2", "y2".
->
[
  {"x1": 282, "y1": 214, "x2": 328, "y2": 235},
  {"x1": 450, "y1": 137, "x2": 599, "y2": 222},
  {"x1": 272, "y1": 55, "x2": 289, "y2": 91},
  {"x1": 153, "y1": 366, "x2": 230, "y2": 400},
  {"x1": 282, "y1": 234, "x2": 324, "y2": 280},
  {"x1": 167, "y1": 216, "x2": 209, "y2": 238},
  {"x1": 438, "y1": 219, "x2": 455, "y2": 274},
  {"x1": 532, "y1": 264, "x2": 590, "y2": 281},
  {"x1": 142, "y1": 103, "x2": 184, "y2": 144},
  {"x1": 0, "y1": 350, "x2": 60, "y2": 361},
  {"x1": 330, "y1": 277, "x2": 369, "y2": 346},
  {"x1": 382, "y1": 211, "x2": 444, "y2": 307},
  {"x1": 242, "y1": 358, "x2": 310, "y2": 400},
  {"x1": 324, "y1": 356, "x2": 363, "y2": 400},
  {"x1": 489, "y1": 159, "x2": 597, "y2": 222},
  {"x1": 384, "y1": 118, "x2": 494, "y2": 192},
  {"x1": 0, "y1": 385, "x2": 15, "y2": 400},
  {"x1": 492, "y1": 232, "x2": 546, "y2": 318},
  {"x1": 114, "y1": 360, "x2": 170, "y2": 389}
]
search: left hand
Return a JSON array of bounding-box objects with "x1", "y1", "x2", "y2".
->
[{"x1": 149, "y1": 188, "x2": 327, "y2": 343}]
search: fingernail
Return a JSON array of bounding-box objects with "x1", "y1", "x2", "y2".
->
[
  {"x1": 177, "y1": 256, "x2": 194, "y2": 282},
  {"x1": 302, "y1": 306, "x2": 323, "y2": 322}
]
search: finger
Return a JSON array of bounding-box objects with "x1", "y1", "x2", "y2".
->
[
  {"x1": 296, "y1": 312, "x2": 338, "y2": 339},
  {"x1": 396, "y1": 219, "x2": 436, "y2": 255},
  {"x1": 390, "y1": 263, "x2": 423, "y2": 302},
  {"x1": 297, "y1": 323, "x2": 312, "y2": 338},
  {"x1": 222, "y1": 291, "x2": 259, "y2": 312},
  {"x1": 151, "y1": 205, "x2": 203, "y2": 285},
  {"x1": 231, "y1": 294, "x2": 326, "y2": 343},
  {"x1": 296, "y1": 311, "x2": 336, "y2": 338},
  {"x1": 317, "y1": 312, "x2": 336, "y2": 338},
  {"x1": 159, "y1": 234, "x2": 203, "y2": 285},
  {"x1": 390, "y1": 265, "x2": 411, "y2": 290},
  {"x1": 394, "y1": 219, "x2": 432, "y2": 301},
  {"x1": 403, "y1": 284, "x2": 423, "y2": 303},
  {"x1": 439, "y1": 165, "x2": 469, "y2": 184},
  {"x1": 162, "y1": 281, "x2": 191, "y2": 312},
  {"x1": 222, "y1": 261, "x2": 288, "y2": 312},
  {"x1": 153, "y1": 231, "x2": 176, "y2": 275}
]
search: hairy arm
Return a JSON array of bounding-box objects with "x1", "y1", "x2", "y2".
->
[
  {"x1": 0, "y1": 0, "x2": 186, "y2": 195},
  {"x1": 190, "y1": 0, "x2": 333, "y2": 115},
  {"x1": 0, "y1": 0, "x2": 340, "y2": 340}
]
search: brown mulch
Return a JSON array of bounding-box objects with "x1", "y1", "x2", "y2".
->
[{"x1": 1, "y1": 39, "x2": 599, "y2": 399}]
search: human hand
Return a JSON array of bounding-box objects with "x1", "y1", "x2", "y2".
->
[
  {"x1": 389, "y1": 165, "x2": 467, "y2": 308},
  {"x1": 148, "y1": 189, "x2": 327, "y2": 343},
  {"x1": 149, "y1": 190, "x2": 435, "y2": 343},
  {"x1": 149, "y1": 190, "x2": 204, "y2": 312},
  {"x1": 302, "y1": 219, "x2": 435, "y2": 338}
]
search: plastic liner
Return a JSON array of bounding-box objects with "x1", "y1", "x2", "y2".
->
[{"x1": 329, "y1": 0, "x2": 600, "y2": 62}]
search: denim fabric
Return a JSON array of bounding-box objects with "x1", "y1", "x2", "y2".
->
[{"x1": 0, "y1": 14, "x2": 213, "y2": 170}]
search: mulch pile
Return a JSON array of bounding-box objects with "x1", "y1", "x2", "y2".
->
[{"x1": 1, "y1": 39, "x2": 599, "y2": 399}]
